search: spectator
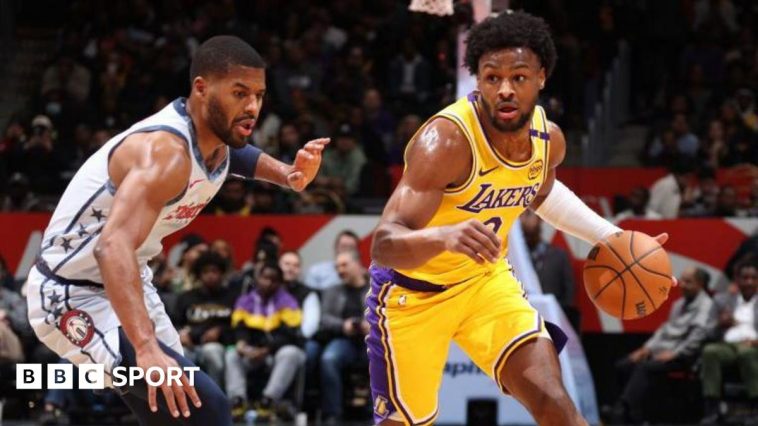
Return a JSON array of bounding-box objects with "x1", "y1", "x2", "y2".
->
[
  {"x1": 521, "y1": 211, "x2": 577, "y2": 326},
  {"x1": 40, "y1": 54, "x2": 92, "y2": 105},
  {"x1": 613, "y1": 187, "x2": 662, "y2": 221},
  {"x1": 279, "y1": 250, "x2": 310, "y2": 306},
  {"x1": 0, "y1": 119, "x2": 26, "y2": 188},
  {"x1": 671, "y1": 112, "x2": 700, "y2": 157},
  {"x1": 209, "y1": 178, "x2": 252, "y2": 216},
  {"x1": 276, "y1": 122, "x2": 302, "y2": 164},
  {"x1": 736, "y1": 88, "x2": 758, "y2": 132},
  {"x1": 362, "y1": 88, "x2": 396, "y2": 148},
  {"x1": 313, "y1": 250, "x2": 369, "y2": 424},
  {"x1": 388, "y1": 40, "x2": 431, "y2": 114},
  {"x1": 648, "y1": 159, "x2": 697, "y2": 218},
  {"x1": 147, "y1": 253, "x2": 178, "y2": 321},
  {"x1": 210, "y1": 239, "x2": 236, "y2": 280},
  {"x1": 319, "y1": 123, "x2": 367, "y2": 196},
  {"x1": 304, "y1": 230, "x2": 360, "y2": 290},
  {"x1": 641, "y1": 127, "x2": 680, "y2": 167},
  {"x1": 701, "y1": 258, "x2": 758, "y2": 424},
  {"x1": 0, "y1": 173, "x2": 45, "y2": 212},
  {"x1": 680, "y1": 167, "x2": 720, "y2": 217},
  {"x1": 250, "y1": 182, "x2": 284, "y2": 213},
  {"x1": 605, "y1": 267, "x2": 713, "y2": 424},
  {"x1": 723, "y1": 131, "x2": 758, "y2": 167},
  {"x1": 725, "y1": 233, "x2": 758, "y2": 281},
  {"x1": 698, "y1": 119, "x2": 729, "y2": 169},
  {"x1": 0, "y1": 276, "x2": 32, "y2": 362},
  {"x1": 10, "y1": 115, "x2": 65, "y2": 195},
  {"x1": 175, "y1": 251, "x2": 237, "y2": 388},
  {"x1": 0, "y1": 255, "x2": 15, "y2": 291},
  {"x1": 225, "y1": 263, "x2": 305, "y2": 421},
  {"x1": 712, "y1": 185, "x2": 743, "y2": 217},
  {"x1": 280, "y1": 250, "x2": 321, "y2": 340},
  {"x1": 170, "y1": 236, "x2": 208, "y2": 292}
]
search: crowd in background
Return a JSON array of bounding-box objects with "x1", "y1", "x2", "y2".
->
[
  {"x1": 0, "y1": 228, "x2": 378, "y2": 424},
  {"x1": 0, "y1": 1, "x2": 755, "y2": 218}
]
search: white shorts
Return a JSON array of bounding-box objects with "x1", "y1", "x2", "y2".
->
[{"x1": 26, "y1": 266, "x2": 182, "y2": 387}]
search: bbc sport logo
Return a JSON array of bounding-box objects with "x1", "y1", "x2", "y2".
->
[{"x1": 16, "y1": 364, "x2": 200, "y2": 389}]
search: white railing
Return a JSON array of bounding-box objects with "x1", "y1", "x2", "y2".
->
[{"x1": 581, "y1": 40, "x2": 630, "y2": 165}]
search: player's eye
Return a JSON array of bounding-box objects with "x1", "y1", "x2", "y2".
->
[
  {"x1": 486, "y1": 75, "x2": 500, "y2": 84},
  {"x1": 513, "y1": 75, "x2": 527, "y2": 83},
  {"x1": 234, "y1": 91, "x2": 246, "y2": 99}
]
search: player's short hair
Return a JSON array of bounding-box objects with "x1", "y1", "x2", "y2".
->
[
  {"x1": 464, "y1": 10, "x2": 557, "y2": 77},
  {"x1": 192, "y1": 250, "x2": 228, "y2": 277},
  {"x1": 189, "y1": 35, "x2": 266, "y2": 84}
]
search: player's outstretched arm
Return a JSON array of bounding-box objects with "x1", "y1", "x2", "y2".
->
[
  {"x1": 528, "y1": 122, "x2": 623, "y2": 245},
  {"x1": 94, "y1": 132, "x2": 201, "y2": 417},
  {"x1": 371, "y1": 119, "x2": 501, "y2": 269},
  {"x1": 230, "y1": 138, "x2": 330, "y2": 192},
  {"x1": 531, "y1": 123, "x2": 674, "y2": 285}
]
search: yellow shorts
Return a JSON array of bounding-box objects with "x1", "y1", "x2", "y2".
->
[{"x1": 366, "y1": 264, "x2": 551, "y2": 425}]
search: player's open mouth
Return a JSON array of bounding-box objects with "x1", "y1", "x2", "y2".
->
[
  {"x1": 496, "y1": 105, "x2": 518, "y2": 120},
  {"x1": 234, "y1": 119, "x2": 255, "y2": 137}
]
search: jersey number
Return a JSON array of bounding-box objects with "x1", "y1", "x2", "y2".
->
[{"x1": 483, "y1": 217, "x2": 503, "y2": 234}]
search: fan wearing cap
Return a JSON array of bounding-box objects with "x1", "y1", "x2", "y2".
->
[{"x1": 317, "y1": 123, "x2": 367, "y2": 196}]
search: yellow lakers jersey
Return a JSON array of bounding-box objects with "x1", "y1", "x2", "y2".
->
[{"x1": 397, "y1": 92, "x2": 550, "y2": 285}]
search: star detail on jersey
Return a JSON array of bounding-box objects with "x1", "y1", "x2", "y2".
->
[
  {"x1": 47, "y1": 291, "x2": 63, "y2": 305},
  {"x1": 60, "y1": 237, "x2": 73, "y2": 253},
  {"x1": 51, "y1": 305, "x2": 64, "y2": 320},
  {"x1": 90, "y1": 207, "x2": 105, "y2": 222},
  {"x1": 77, "y1": 223, "x2": 89, "y2": 238}
]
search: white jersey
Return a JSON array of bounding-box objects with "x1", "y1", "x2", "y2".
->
[{"x1": 39, "y1": 97, "x2": 229, "y2": 283}]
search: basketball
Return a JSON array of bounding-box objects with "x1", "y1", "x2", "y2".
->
[{"x1": 583, "y1": 231, "x2": 673, "y2": 320}]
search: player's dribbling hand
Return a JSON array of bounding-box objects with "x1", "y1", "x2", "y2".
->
[
  {"x1": 136, "y1": 342, "x2": 201, "y2": 418},
  {"x1": 442, "y1": 219, "x2": 502, "y2": 263},
  {"x1": 652, "y1": 232, "x2": 678, "y2": 287},
  {"x1": 287, "y1": 138, "x2": 330, "y2": 192}
]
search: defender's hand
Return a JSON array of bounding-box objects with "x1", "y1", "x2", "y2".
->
[
  {"x1": 287, "y1": 138, "x2": 330, "y2": 192},
  {"x1": 136, "y1": 342, "x2": 201, "y2": 418},
  {"x1": 441, "y1": 219, "x2": 502, "y2": 263}
]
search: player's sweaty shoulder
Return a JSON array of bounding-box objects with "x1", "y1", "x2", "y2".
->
[
  {"x1": 108, "y1": 130, "x2": 191, "y2": 189},
  {"x1": 404, "y1": 116, "x2": 473, "y2": 190}
]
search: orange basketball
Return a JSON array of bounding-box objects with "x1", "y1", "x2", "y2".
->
[{"x1": 583, "y1": 230, "x2": 673, "y2": 320}]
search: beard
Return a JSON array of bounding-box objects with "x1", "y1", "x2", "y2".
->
[
  {"x1": 480, "y1": 96, "x2": 534, "y2": 132},
  {"x1": 207, "y1": 95, "x2": 247, "y2": 148}
]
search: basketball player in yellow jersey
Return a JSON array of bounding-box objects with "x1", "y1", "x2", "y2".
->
[{"x1": 367, "y1": 11, "x2": 674, "y2": 426}]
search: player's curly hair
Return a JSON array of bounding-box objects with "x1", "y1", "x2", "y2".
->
[{"x1": 464, "y1": 10, "x2": 557, "y2": 77}]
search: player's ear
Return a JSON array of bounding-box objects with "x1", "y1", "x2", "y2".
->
[
  {"x1": 192, "y1": 76, "x2": 208, "y2": 97},
  {"x1": 538, "y1": 68, "x2": 546, "y2": 90}
]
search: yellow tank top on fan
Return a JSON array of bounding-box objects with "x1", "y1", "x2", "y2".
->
[{"x1": 397, "y1": 92, "x2": 550, "y2": 285}]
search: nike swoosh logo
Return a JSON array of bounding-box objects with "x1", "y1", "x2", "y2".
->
[
  {"x1": 189, "y1": 179, "x2": 204, "y2": 189},
  {"x1": 478, "y1": 166, "x2": 498, "y2": 176}
]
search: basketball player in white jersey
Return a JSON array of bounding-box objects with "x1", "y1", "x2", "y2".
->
[{"x1": 26, "y1": 35, "x2": 327, "y2": 425}]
